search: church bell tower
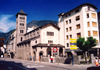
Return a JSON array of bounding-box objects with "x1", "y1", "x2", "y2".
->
[{"x1": 16, "y1": 9, "x2": 27, "y2": 44}]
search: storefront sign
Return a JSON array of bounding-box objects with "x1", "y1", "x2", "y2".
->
[{"x1": 70, "y1": 39, "x2": 77, "y2": 50}]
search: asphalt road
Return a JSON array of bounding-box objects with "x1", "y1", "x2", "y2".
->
[
  {"x1": 0, "y1": 59, "x2": 69, "y2": 70},
  {"x1": 0, "y1": 58, "x2": 100, "y2": 70}
]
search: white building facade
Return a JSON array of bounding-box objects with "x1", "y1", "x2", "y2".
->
[{"x1": 58, "y1": 3, "x2": 99, "y2": 49}]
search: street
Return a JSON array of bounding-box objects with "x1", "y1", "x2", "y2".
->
[{"x1": 0, "y1": 58, "x2": 100, "y2": 70}]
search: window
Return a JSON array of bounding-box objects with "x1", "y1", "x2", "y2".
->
[
  {"x1": 88, "y1": 31, "x2": 91, "y2": 36},
  {"x1": 70, "y1": 35, "x2": 72, "y2": 39},
  {"x1": 20, "y1": 23, "x2": 24, "y2": 26},
  {"x1": 33, "y1": 33, "x2": 35, "y2": 35},
  {"x1": 67, "y1": 43, "x2": 69, "y2": 47},
  {"x1": 96, "y1": 40, "x2": 99, "y2": 43},
  {"x1": 75, "y1": 9, "x2": 79, "y2": 13},
  {"x1": 37, "y1": 32, "x2": 39, "y2": 34},
  {"x1": 69, "y1": 19, "x2": 71, "y2": 23},
  {"x1": 87, "y1": 13, "x2": 89, "y2": 18},
  {"x1": 66, "y1": 21, "x2": 68, "y2": 25},
  {"x1": 76, "y1": 16, "x2": 80, "y2": 21},
  {"x1": 21, "y1": 37, "x2": 23, "y2": 41},
  {"x1": 93, "y1": 31, "x2": 98, "y2": 36},
  {"x1": 77, "y1": 33, "x2": 81, "y2": 38},
  {"x1": 91, "y1": 13, "x2": 96, "y2": 19},
  {"x1": 20, "y1": 17, "x2": 25, "y2": 20},
  {"x1": 92, "y1": 22, "x2": 97, "y2": 27},
  {"x1": 20, "y1": 30, "x2": 24, "y2": 33},
  {"x1": 69, "y1": 27, "x2": 72, "y2": 31},
  {"x1": 66, "y1": 35, "x2": 69, "y2": 40},
  {"x1": 87, "y1": 22, "x2": 90, "y2": 27},
  {"x1": 66, "y1": 28, "x2": 68, "y2": 32},
  {"x1": 47, "y1": 32, "x2": 54, "y2": 36},
  {"x1": 88, "y1": 6, "x2": 90, "y2": 10},
  {"x1": 48, "y1": 40, "x2": 53, "y2": 44},
  {"x1": 35, "y1": 40, "x2": 37, "y2": 43},
  {"x1": 76, "y1": 24, "x2": 80, "y2": 29}
]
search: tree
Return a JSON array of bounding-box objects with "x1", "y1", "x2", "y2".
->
[{"x1": 76, "y1": 36, "x2": 97, "y2": 63}]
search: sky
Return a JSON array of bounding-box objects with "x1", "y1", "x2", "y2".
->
[{"x1": 0, "y1": 0, "x2": 100, "y2": 33}]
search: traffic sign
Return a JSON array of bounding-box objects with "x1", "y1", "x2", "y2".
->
[{"x1": 53, "y1": 47, "x2": 57, "y2": 52}]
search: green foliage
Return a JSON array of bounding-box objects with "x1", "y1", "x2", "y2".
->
[{"x1": 76, "y1": 36, "x2": 97, "y2": 52}]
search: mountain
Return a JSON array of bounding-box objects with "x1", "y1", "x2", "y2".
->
[
  {"x1": 27, "y1": 20, "x2": 58, "y2": 28},
  {"x1": 0, "y1": 29, "x2": 15, "y2": 44}
]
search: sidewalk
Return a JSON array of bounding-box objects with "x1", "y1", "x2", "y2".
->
[{"x1": 1, "y1": 58, "x2": 95, "y2": 68}]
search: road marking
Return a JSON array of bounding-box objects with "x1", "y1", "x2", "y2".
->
[
  {"x1": 8, "y1": 66, "x2": 12, "y2": 70},
  {"x1": 27, "y1": 65, "x2": 44, "y2": 68}
]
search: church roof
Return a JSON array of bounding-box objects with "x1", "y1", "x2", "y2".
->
[
  {"x1": 16, "y1": 9, "x2": 27, "y2": 17},
  {"x1": 19, "y1": 9, "x2": 26, "y2": 14}
]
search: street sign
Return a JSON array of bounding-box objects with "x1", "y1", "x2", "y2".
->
[
  {"x1": 70, "y1": 39, "x2": 77, "y2": 50},
  {"x1": 53, "y1": 47, "x2": 57, "y2": 52}
]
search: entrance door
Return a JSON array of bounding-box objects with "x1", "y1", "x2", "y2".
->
[
  {"x1": 39, "y1": 51, "x2": 43, "y2": 61},
  {"x1": 59, "y1": 47, "x2": 63, "y2": 57},
  {"x1": 47, "y1": 47, "x2": 51, "y2": 56}
]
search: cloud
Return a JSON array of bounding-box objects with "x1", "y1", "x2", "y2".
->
[{"x1": 0, "y1": 15, "x2": 16, "y2": 33}]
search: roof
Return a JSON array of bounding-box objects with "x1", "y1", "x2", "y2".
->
[
  {"x1": 16, "y1": 9, "x2": 27, "y2": 16},
  {"x1": 17, "y1": 35, "x2": 40, "y2": 45},
  {"x1": 24, "y1": 23, "x2": 60, "y2": 36},
  {"x1": 58, "y1": 3, "x2": 97, "y2": 16},
  {"x1": 19, "y1": 9, "x2": 26, "y2": 14},
  {"x1": 32, "y1": 43, "x2": 64, "y2": 47}
]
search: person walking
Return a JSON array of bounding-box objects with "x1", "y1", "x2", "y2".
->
[
  {"x1": 98, "y1": 58, "x2": 100, "y2": 66},
  {"x1": 95, "y1": 57, "x2": 99, "y2": 66}
]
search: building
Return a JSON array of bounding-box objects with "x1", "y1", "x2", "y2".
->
[
  {"x1": 98, "y1": 12, "x2": 100, "y2": 41},
  {"x1": 58, "y1": 3, "x2": 99, "y2": 50},
  {"x1": 6, "y1": 30, "x2": 16, "y2": 58},
  {"x1": 7, "y1": 3, "x2": 100, "y2": 61},
  {"x1": 7, "y1": 9, "x2": 65, "y2": 61}
]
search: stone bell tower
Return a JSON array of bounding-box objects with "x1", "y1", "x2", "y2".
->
[{"x1": 16, "y1": 9, "x2": 27, "y2": 44}]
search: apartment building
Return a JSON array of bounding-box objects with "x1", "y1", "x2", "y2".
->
[
  {"x1": 58, "y1": 3, "x2": 99, "y2": 49},
  {"x1": 98, "y1": 12, "x2": 100, "y2": 41}
]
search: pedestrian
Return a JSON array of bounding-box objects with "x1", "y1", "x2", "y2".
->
[
  {"x1": 98, "y1": 58, "x2": 100, "y2": 65},
  {"x1": 30, "y1": 56, "x2": 32, "y2": 61},
  {"x1": 50, "y1": 56, "x2": 53, "y2": 63},
  {"x1": 95, "y1": 57, "x2": 99, "y2": 66},
  {"x1": 33, "y1": 56, "x2": 35, "y2": 61}
]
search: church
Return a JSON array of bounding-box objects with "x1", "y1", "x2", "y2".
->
[{"x1": 7, "y1": 9, "x2": 65, "y2": 61}]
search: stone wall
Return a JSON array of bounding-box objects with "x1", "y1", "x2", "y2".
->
[
  {"x1": 41, "y1": 56, "x2": 80, "y2": 64},
  {"x1": 41, "y1": 57, "x2": 49, "y2": 62}
]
